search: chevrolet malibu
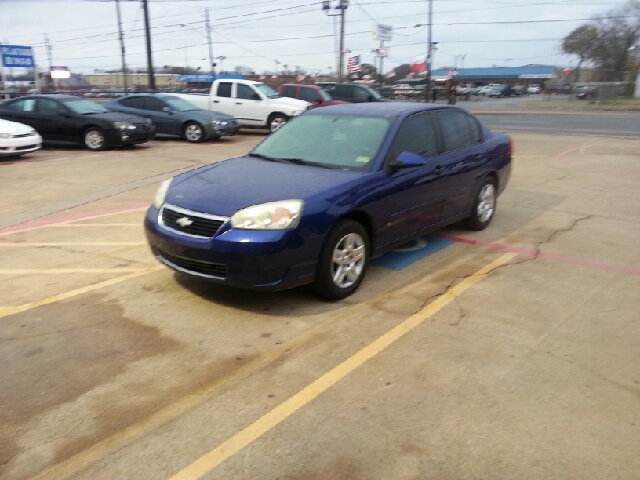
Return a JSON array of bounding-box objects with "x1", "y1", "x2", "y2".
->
[{"x1": 145, "y1": 103, "x2": 512, "y2": 300}]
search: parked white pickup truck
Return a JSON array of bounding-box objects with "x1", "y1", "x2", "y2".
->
[{"x1": 174, "y1": 79, "x2": 311, "y2": 132}]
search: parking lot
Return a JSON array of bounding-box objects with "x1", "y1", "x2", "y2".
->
[{"x1": 1, "y1": 130, "x2": 639, "y2": 479}]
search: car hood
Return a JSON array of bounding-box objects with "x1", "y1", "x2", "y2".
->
[
  {"x1": 165, "y1": 156, "x2": 363, "y2": 216},
  {"x1": 0, "y1": 118, "x2": 34, "y2": 135},
  {"x1": 179, "y1": 109, "x2": 236, "y2": 122},
  {"x1": 268, "y1": 96, "x2": 311, "y2": 110},
  {"x1": 86, "y1": 111, "x2": 150, "y2": 125}
]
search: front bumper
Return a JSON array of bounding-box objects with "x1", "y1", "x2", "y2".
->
[
  {"x1": 144, "y1": 206, "x2": 321, "y2": 291},
  {"x1": 0, "y1": 134, "x2": 42, "y2": 156},
  {"x1": 107, "y1": 124, "x2": 155, "y2": 146}
]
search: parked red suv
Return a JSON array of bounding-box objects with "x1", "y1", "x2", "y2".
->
[{"x1": 277, "y1": 84, "x2": 348, "y2": 107}]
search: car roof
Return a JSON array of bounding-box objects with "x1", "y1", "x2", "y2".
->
[
  {"x1": 305, "y1": 102, "x2": 458, "y2": 119},
  {"x1": 9, "y1": 94, "x2": 81, "y2": 102}
]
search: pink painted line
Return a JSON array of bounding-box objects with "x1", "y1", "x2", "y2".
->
[
  {"x1": 440, "y1": 234, "x2": 640, "y2": 277},
  {"x1": 0, "y1": 203, "x2": 149, "y2": 235}
]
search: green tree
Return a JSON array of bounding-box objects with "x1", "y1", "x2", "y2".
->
[{"x1": 561, "y1": 25, "x2": 599, "y2": 82}]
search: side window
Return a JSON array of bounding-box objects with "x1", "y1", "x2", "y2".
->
[
  {"x1": 353, "y1": 87, "x2": 369, "y2": 102},
  {"x1": 436, "y1": 109, "x2": 473, "y2": 152},
  {"x1": 120, "y1": 97, "x2": 143, "y2": 108},
  {"x1": 236, "y1": 84, "x2": 257, "y2": 100},
  {"x1": 300, "y1": 88, "x2": 318, "y2": 102},
  {"x1": 282, "y1": 86, "x2": 296, "y2": 98},
  {"x1": 466, "y1": 115, "x2": 482, "y2": 143},
  {"x1": 37, "y1": 99, "x2": 62, "y2": 115},
  {"x1": 333, "y1": 85, "x2": 348, "y2": 96},
  {"x1": 142, "y1": 97, "x2": 165, "y2": 111},
  {"x1": 216, "y1": 82, "x2": 232, "y2": 98},
  {"x1": 386, "y1": 113, "x2": 438, "y2": 162},
  {"x1": 9, "y1": 99, "x2": 36, "y2": 112}
]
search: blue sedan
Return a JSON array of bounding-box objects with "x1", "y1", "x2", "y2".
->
[
  {"x1": 104, "y1": 94, "x2": 239, "y2": 142},
  {"x1": 145, "y1": 103, "x2": 511, "y2": 299}
]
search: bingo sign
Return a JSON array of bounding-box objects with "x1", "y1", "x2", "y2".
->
[{"x1": 1, "y1": 45, "x2": 35, "y2": 68}]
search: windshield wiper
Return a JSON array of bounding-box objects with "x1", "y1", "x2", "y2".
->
[
  {"x1": 279, "y1": 158, "x2": 343, "y2": 169},
  {"x1": 81, "y1": 112, "x2": 102, "y2": 115},
  {"x1": 248, "y1": 153, "x2": 281, "y2": 162}
]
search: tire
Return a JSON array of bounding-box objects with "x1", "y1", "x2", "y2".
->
[
  {"x1": 313, "y1": 220, "x2": 369, "y2": 300},
  {"x1": 183, "y1": 122, "x2": 205, "y2": 143},
  {"x1": 84, "y1": 127, "x2": 107, "y2": 151},
  {"x1": 463, "y1": 176, "x2": 497, "y2": 231},
  {"x1": 268, "y1": 114, "x2": 288, "y2": 133}
]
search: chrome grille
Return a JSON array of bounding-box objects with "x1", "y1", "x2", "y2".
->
[
  {"x1": 154, "y1": 247, "x2": 227, "y2": 279},
  {"x1": 13, "y1": 132, "x2": 33, "y2": 138},
  {"x1": 159, "y1": 204, "x2": 227, "y2": 238}
]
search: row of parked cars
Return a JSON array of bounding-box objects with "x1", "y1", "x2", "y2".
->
[{"x1": 0, "y1": 93, "x2": 239, "y2": 155}]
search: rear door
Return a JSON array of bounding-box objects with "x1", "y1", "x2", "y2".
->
[
  {"x1": 35, "y1": 98, "x2": 78, "y2": 141},
  {"x1": 433, "y1": 109, "x2": 486, "y2": 219},
  {"x1": 210, "y1": 81, "x2": 236, "y2": 117}
]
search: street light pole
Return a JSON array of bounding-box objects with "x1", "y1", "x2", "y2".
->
[
  {"x1": 115, "y1": 0, "x2": 127, "y2": 91},
  {"x1": 217, "y1": 56, "x2": 226, "y2": 74},
  {"x1": 205, "y1": 9, "x2": 215, "y2": 79},
  {"x1": 323, "y1": 0, "x2": 349, "y2": 83},
  {"x1": 426, "y1": 0, "x2": 433, "y2": 102}
]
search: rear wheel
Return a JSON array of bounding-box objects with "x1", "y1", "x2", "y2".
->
[
  {"x1": 313, "y1": 220, "x2": 369, "y2": 300},
  {"x1": 184, "y1": 122, "x2": 205, "y2": 143},
  {"x1": 464, "y1": 177, "x2": 497, "y2": 231},
  {"x1": 84, "y1": 127, "x2": 106, "y2": 151}
]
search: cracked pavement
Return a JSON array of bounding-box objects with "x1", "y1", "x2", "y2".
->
[{"x1": 1, "y1": 132, "x2": 639, "y2": 479}]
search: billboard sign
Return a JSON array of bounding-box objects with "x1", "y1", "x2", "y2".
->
[
  {"x1": 374, "y1": 24, "x2": 393, "y2": 42},
  {"x1": 1, "y1": 45, "x2": 35, "y2": 68},
  {"x1": 519, "y1": 73, "x2": 553, "y2": 79},
  {"x1": 50, "y1": 66, "x2": 70, "y2": 79}
]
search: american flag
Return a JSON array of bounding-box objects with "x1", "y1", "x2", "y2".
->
[
  {"x1": 406, "y1": 72, "x2": 415, "y2": 79},
  {"x1": 386, "y1": 71, "x2": 395, "y2": 79},
  {"x1": 347, "y1": 55, "x2": 361, "y2": 73},
  {"x1": 296, "y1": 74, "x2": 305, "y2": 82}
]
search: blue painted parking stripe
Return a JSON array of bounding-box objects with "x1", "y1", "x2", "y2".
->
[{"x1": 373, "y1": 236, "x2": 454, "y2": 271}]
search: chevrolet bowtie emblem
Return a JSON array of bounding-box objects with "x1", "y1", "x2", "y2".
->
[{"x1": 176, "y1": 217, "x2": 193, "y2": 227}]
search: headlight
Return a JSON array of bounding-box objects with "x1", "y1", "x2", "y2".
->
[
  {"x1": 29, "y1": 129, "x2": 37, "y2": 135},
  {"x1": 0, "y1": 133, "x2": 11, "y2": 139},
  {"x1": 153, "y1": 178, "x2": 173, "y2": 209},
  {"x1": 230, "y1": 200, "x2": 303, "y2": 230},
  {"x1": 114, "y1": 122, "x2": 136, "y2": 130},
  {"x1": 212, "y1": 119, "x2": 228, "y2": 126},
  {"x1": 146, "y1": 118, "x2": 153, "y2": 126}
]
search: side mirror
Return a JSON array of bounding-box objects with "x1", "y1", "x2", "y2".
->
[
  {"x1": 390, "y1": 151, "x2": 425, "y2": 169},
  {"x1": 251, "y1": 93, "x2": 262, "y2": 101}
]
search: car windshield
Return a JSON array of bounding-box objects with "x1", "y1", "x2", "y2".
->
[
  {"x1": 164, "y1": 97, "x2": 199, "y2": 111},
  {"x1": 63, "y1": 99, "x2": 108, "y2": 114},
  {"x1": 251, "y1": 114, "x2": 391, "y2": 170},
  {"x1": 255, "y1": 83, "x2": 279, "y2": 99},
  {"x1": 319, "y1": 89, "x2": 332, "y2": 101}
]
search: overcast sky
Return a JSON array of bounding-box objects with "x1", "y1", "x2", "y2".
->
[{"x1": 0, "y1": 0, "x2": 630, "y2": 76}]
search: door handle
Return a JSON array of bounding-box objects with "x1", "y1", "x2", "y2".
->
[
  {"x1": 235, "y1": 102, "x2": 242, "y2": 105},
  {"x1": 433, "y1": 165, "x2": 445, "y2": 174},
  {"x1": 213, "y1": 100, "x2": 220, "y2": 103}
]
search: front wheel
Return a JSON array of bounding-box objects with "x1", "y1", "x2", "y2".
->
[
  {"x1": 84, "y1": 127, "x2": 106, "y2": 151},
  {"x1": 463, "y1": 177, "x2": 497, "y2": 231},
  {"x1": 184, "y1": 122, "x2": 205, "y2": 143},
  {"x1": 313, "y1": 220, "x2": 369, "y2": 300},
  {"x1": 268, "y1": 114, "x2": 288, "y2": 133}
]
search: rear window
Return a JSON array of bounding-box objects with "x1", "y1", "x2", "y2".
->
[{"x1": 216, "y1": 82, "x2": 232, "y2": 98}]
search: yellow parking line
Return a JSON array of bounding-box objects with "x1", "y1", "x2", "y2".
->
[
  {"x1": 0, "y1": 242, "x2": 145, "y2": 246},
  {"x1": 0, "y1": 268, "x2": 153, "y2": 274},
  {"x1": 169, "y1": 252, "x2": 518, "y2": 480},
  {"x1": 0, "y1": 266, "x2": 163, "y2": 319}
]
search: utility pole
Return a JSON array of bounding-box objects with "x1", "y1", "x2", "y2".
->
[
  {"x1": 323, "y1": 1, "x2": 349, "y2": 82},
  {"x1": 379, "y1": 40, "x2": 384, "y2": 87},
  {"x1": 142, "y1": 0, "x2": 155, "y2": 90},
  {"x1": 115, "y1": 0, "x2": 127, "y2": 91},
  {"x1": 44, "y1": 34, "x2": 53, "y2": 90},
  {"x1": 425, "y1": 0, "x2": 433, "y2": 102},
  {"x1": 205, "y1": 9, "x2": 215, "y2": 79}
]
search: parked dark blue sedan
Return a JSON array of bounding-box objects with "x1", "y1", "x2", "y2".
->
[
  {"x1": 104, "y1": 94, "x2": 239, "y2": 142},
  {"x1": 145, "y1": 103, "x2": 512, "y2": 299}
]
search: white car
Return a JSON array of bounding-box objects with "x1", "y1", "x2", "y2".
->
[
  {"x1": 0, "y1": 118, "x2": 42, "y2": 157},
  {"x1": 527, "y1": 84, "x2": 541, "y2": 94},
  {"x1": 478, "y1": 84, "x2": 499, "y2": 96}
]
